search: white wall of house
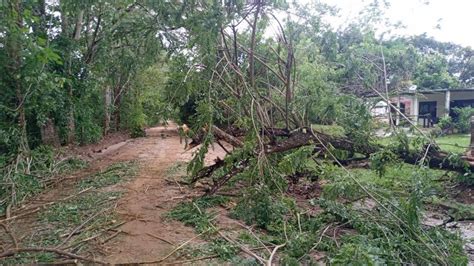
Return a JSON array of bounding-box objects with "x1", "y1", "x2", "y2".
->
[
  {"x1": 371, "y1": 90, "x2": 474, "y2": 126},
  {"x1": 417, "y1": 91, "x2": 474, "y2": 118}
]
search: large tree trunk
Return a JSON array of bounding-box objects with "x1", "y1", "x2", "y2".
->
[
  {"x1": 194, "y1": 126, "x2": 474, "y2": 186},
  {"x1": 66, "y1": 86, "x2": 76, "y2": 144},
  {"x1": 113, "y1": 85, "x2": 122, "y2": 132},
  {"x1": 64, "y1": 9, "x2": 84, "y2": 145},
  {"x1": 40, "y1": 119, "x2": 60, "y2": 147},
  {"x1": 35, "y1": 0, "x2": 61, "y2": 147}
]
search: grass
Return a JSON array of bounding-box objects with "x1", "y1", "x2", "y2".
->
[
  {"x1": 167, "y1": 195, "x2": 229, "y2": 233},
  {"x1": 312, "y1": 124, "x2": 346, "y2": 137},
  {"x1": 167, "y1": 195, "x2": 254, "y2": 262},
  {"x1": 3, "y1": 161, "x2": 137, "y2": 264},
  {"x1": 349, "y1": 163, "x2": 447, "y2": 195},
  {"x1": 376, "y1": 132, "x2": 470, "y2": 154},
  {"x1": 78, "y1": 161, "x2": 137, "y2": 190},
  {"x1": 0, "y1": 153, "x2": 88, "y2": 216},
  {"x1": 168, "y1": 135, "x2": 471, "y2": 264},
  {"x1": 5, "y1": 191, "x2": 123, "y2": 263},
  {"x1": 436, "y1": 134, "x2": 470, "y2": 154},
  {"x1": 165, "y1": 161, "x2": 188, "y2": 180}
]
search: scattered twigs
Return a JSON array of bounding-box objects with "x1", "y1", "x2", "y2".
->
[
  {"x1": 0, "y1": 247, "x2": 107, "y2": 264},
  {"x1": 0, "y1": 222, "x2": 18, "y2": 249},
  {"x1": 0, "y1": 187, "x2": 93, "y2": 223},
  {"x1": 309, "y1": 128, "x2": 449, "y2": 264},
  {"x1": 210, "y1": 222, "x2": 266, "y2": 265},
  {"x1": 139, "y1": 230, "x2": 208, "y2": 264},
  {"x1": 57, "y1": 207, "x2": 110, "y2": 248},
  {"x1": 63, "y1": 220, "x2": 127, "y2": 250},
  {"x1": 267, "y1": 243, "x2": 286, "y2": 266},
  {"x1": 298, "y1": 223, "x2": 333, "y2": 261},
  {"x1": 234, "y1": 221, "x2": 271, "y2": 255},
  {"x1": 145, "y1": 233, "x2": 175, "y2": 246},
  {"x1": 163, "y1": 253, "x2": 221, "y2": 265},
  {"x1": 100, "y1": 230, "x2": 122, "y2": 244},
  {"x1": 161, "y1": 246, "x2": 273, "y2": 265},
  {"x1": 217, "y1": 230, "x2": 265, "y2": 264}
]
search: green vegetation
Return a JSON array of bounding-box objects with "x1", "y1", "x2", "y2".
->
[
  {"x1": 5, "y1": 190, "x2": 122, "y2": 263},
  {"x1": 4, "y1": 161, "x2": 137, "y2": 263},
  {"x1": 377, "y1": 133, "x2": 470, "y2": 154},
  {"x1": 78, "y1": 161, "x2": 138, "y2": 190},
  {"x1": 169, "y1": 161, "x2": 468, "y2": 264},
  {"x1": 1, "y1": 0, "x2": 473, "y2": 264},
  {"x1": 168, "y1": 196, "x2": 230, "y2": 233},
  {"x1": 0, "y1": 145, "x2": 87, "y2": 215},
  {"x1": 438, "y1": 107, "x2": 474, "y2": 134},
  {"x1": 311, "y1": 124, "x2": 346, "y2": 138},
  {"x1": 436, "y1": 134, "x2": 470, "y2": 154},
  {"x1": 167, "y1": 196, "x2": 249, "y2": 262}
]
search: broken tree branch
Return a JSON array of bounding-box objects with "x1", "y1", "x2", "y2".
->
[
  {"x1": 212, "y1": 125, "x2": 243, "y2": 148},
  {"x1": 0, "y1": 222, "x2": 18, "y2": 249},
  {"x1": 0, "y1": 248, "x2": 106, "y2": 264}
]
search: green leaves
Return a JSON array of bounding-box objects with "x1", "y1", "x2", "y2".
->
[
  {"x1": 278, "y1": 146, "x2": 315, "y2": 176},
  {"x1": 370, "y1": 149, "x2": 399, "y2": 177},
  {"x1": 36, "y1": 47, "x2": 62, "y2": 65}
]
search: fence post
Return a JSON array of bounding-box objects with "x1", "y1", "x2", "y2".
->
[{"x1": 471, "y1": 115, "x2": 474, "y2": 156}]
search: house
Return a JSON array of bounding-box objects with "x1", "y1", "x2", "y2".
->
[{"x1": 371, "y1": 87, "x2": 474, "y2": 127}]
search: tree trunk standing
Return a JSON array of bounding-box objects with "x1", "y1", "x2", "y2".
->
[
  {"x1": 470, "y1": 115, "x2": 474, "y2": 157},
  {"x1": 380, "y1": 45, "x2": 393, "y2": 130},
  {"x1": 7, "y1": 0, "x2": 30, "y2": 154},
  {"x1": 66, "y1": 85, "x2": 75, "y2": 144},
  {"x1": 248, "y1": 1, "x2": 261, "y2": 90},
  {"x1": 103, "y1": 86, "x2": 112, "y2": 136},
  {"x1": 113, "y1": 85, "x2": 122, "y2": 132},
  {"x1": 65, "y1": 10, "x2": 84, "y2": 144},
  {"x1": 284, "y1": 40, "x2": 293, "y2": 130},
  {"x1": 15, "y1": 82, "x2": 29, "y2": 154},
  {"x1": 36, "y1": 0, "x2": 61, "y2": 147}
]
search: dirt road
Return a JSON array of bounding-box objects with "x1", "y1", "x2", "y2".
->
[
  {"x1": 1, "y1": 124, "x2": 228, "y2": 264},
  {"x1": 99, "y1": 124, "x2": 227, "y2": 263}
]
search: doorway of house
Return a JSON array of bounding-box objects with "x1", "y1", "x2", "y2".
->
[{"x1": 419, "y1": 101, "x2": 437, "y2": 127}]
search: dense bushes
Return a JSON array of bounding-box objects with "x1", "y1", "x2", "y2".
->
[
  {"x1": 453, "y1": 107, "x2": 474, "y2": 133},
  {"x1": 437, "y1": 107, "x2": 474, "y2": 134}
]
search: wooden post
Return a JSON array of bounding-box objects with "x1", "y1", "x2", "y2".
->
[{"x1": 470, "y1": 115, "x2": 474, "y2": 157}]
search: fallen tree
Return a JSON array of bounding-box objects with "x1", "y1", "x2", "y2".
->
[
  {"x1": 193, "y1": 125, "x2": 474, "y2": 193},
  {"x1": 157, "y1": 1, "x2": 474, "y2": 195}
]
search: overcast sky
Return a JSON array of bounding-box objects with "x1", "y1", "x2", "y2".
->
[{"x1": 318, "y1": 0, "x2": 474, "y2": 47}]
